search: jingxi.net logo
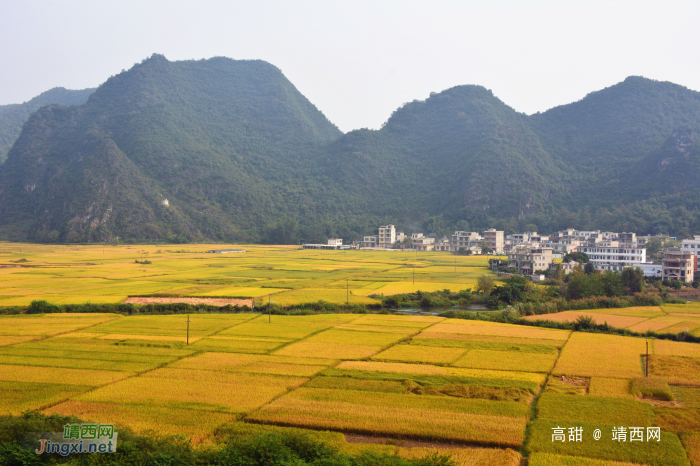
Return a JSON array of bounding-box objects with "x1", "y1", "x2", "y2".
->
[{"x1": 35, "y1": 424, "x2": 117, "y2": 456}]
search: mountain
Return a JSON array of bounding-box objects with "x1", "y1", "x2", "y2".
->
[
  {"x1": 0, "y1": 87, "x2": 95, "y2": 163},
  {"x1": 0, "y1": 55, "x2": 344, "y2": 242},
  {"x1": 1, "y1": 55, "x2": 700, "y2": 244}
]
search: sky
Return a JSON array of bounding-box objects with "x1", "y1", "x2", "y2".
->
[{"x1": 0, "y1": 0, "x2": 698, "y2": 132}]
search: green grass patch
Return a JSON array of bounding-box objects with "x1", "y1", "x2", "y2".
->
[
  {"x1": 524, "y1": 418, "x2": 689, "y2": 466},
  {"x1": 536, "y1": 393, "x2": 653, "y2": 426}
]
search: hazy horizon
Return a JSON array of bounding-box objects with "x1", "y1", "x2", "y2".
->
[{"x1": 1, "y1": 0, "x2": 698, "y2": 132}]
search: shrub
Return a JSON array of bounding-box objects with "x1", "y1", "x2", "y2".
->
[{"x1": 27, "y1": 300, "x2": 62, "y2": 314}]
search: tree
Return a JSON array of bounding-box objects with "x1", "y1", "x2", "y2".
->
[
  {"x1": 600, "y1": 270, "x2": 624, "y2": 297},
  {"x1": 422, "y1": 215, "x2": 447, "y2": 238},
  {"x1": 621, "y1": 267, "x2": 645, "y2": 293},
  {"x1": 563, "y1": 252, "x2": 589, "y2": 263},
  {"x1": 524, "y1": 224, "x2": 538, "y2": 232},
  {"x1": 584, "y1": 263, "x2": 596, "y2": 275},
  {"x1": 476, "y1": 274, "x2": 495, "y2": 295}
]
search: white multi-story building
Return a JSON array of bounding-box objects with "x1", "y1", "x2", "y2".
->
[
  {"x1": 327, "y1": 238, "x2": 343, "y2": 246},
  {"x1": 578, "y1": 241, "x2": 646, "y2": 271},
  {"x1": 378, "y1": 225, "x2": 396, "y2": 248}
]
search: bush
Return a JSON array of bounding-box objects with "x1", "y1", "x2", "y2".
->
[
  {"x1": 27, "y1": 300, "x2": 62, "y2": 314},
  {"x1": 0, "y1": 413, "x2": 456, "y2": 466}
]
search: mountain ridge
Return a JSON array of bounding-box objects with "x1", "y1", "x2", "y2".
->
[{"x1": 1, "y1": 55, "x2": 700, "y2": 243}]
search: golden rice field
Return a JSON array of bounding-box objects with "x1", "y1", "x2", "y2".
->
[
  {"x1": 525, "y1": 305, "x2": 700, "y2": 337},
  {"x1": 2, "y1": 303, "x2": 700, "y2": 463},
  {"x1": 0, "y1": 243, "x2": 493, "y2": 306}
]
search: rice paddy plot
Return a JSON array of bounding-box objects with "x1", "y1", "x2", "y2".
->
[
  {"x1": 572, "y1": 307, "x2": 666, "y2": 318},
  {"x1": 0, "y1": 336, "x2": 38, "y2": 346},
  {"x1": 331, "y1": 361, "x2": 546, "y2": 393},
  {"x1": 648, "y1": 355, "x2": 700, "y2": 386},
  {"x1": 522, "y1": 312, "x2": 648, "y2": 329},
  {"x1": 0, "y1": 313, "x2": 121, "y2": 336},
  {"x1": 349, "y1": 314, "x2": 443, "y2": 328},
  {"x1": 0, "y1": 354, "x2": 165, "y2": 372},
  {"x1": 654, "y1": 339, "x2": 700, "y2": 358},
  {"x1": 218, "y1": 314, "x2": 355, "y2": 340},
  {"x1": 282, "y1": 387, "x2": 531, "y2": 417},
  {"x1": 429, "y1": 320, "x2": 571, "y2": 341},
  {"x1": 170, "y1": 352, "x2": 329, "y2": 376},
  {"x1": 371, "y1": 344, "x2": 467, "y2": 364},
  {"x1": 663, "y1": 303, "x2": 700, "y2": 314},
  {"x1": 45, "y1": 401, "x2": 237, "y2": 443},
  {"x1": 398, "y1": 446, "x2": 522, "y2": 466},
  {"x1": 274, "y1": 342, "x2": 383, "y2": 360},
  {"x1": 303, "y1": 376, "x2": 408, "y2": 394},
  {"x1": 588, "y1": 378, "x2": 634, "y2": 398},
  {"x1": 415, "y1": 332, "x2": 568, "y2": 348},
  {"x1": 302, "y1": 328, "x2": 415, "y2": 347},
  {"x1": 0, "y1": 364, "x2": 134, "y2": 386},
  {"x1": 82, "y1": 313, "x2": 254, "y2": 338},
  {"x1": 453, "y1": 349, "x2": 558, "y2": 373},
  {"x1": 268, "y1": 288, "x2": 380, "y2": 305},
  {"x1": 75, "y1": 373, "x2": 290, "y2": 414},
  {"x1": 536, "y1": 392, "x2": 653, "y2": 425},
  {"x1": 628, "y1": 316, "x2": 691, "y2": 333},
  {"x1": 247, "y1": 396, "x2": 529, "y2": 447},
  {"x1": 658, "y1": 320, "x2": 700, "y2": 336},
  {"x1": 361, "y1": 281, "x2": 476, "y2": 296},
  {"x1": 188, "y1": 336, "x2": 286, "y2": 353},
  {"x1": 553, "y1": 333, "x2": 646, "y2": 379},
  {"x1": 1, "y1": 380, "x2": 91, "y2": 414},
  {"x1": 409, "y1": 337, "x2": 559, "y2": 354}
]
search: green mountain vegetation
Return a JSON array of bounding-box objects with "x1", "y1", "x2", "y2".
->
[
  {"x1": 1, "y1": 55, "x2": 700, "y2": 244},
  {"x1": 0, "y1": 87, "x2": 95, "y2": 163}
]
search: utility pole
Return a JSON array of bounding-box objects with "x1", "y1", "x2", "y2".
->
[{"x1": 186, "y1": 315, "x2": 191, "y2": 345}]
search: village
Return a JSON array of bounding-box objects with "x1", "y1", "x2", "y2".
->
[{"x1": 304, "y1": 225, "x2": 699, "y2": 284}]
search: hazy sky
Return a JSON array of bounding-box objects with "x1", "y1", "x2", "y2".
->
[{"x1": 1, "y1": 0, "x2": 698, "y2": 132}]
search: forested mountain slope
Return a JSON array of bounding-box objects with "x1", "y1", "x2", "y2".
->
[
  {"x1": 1, "y1": 54, "x2": 699, "y2": 243},
  {"x1": 0, "y1": 87, "x2": 95, "y2": 163}
]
